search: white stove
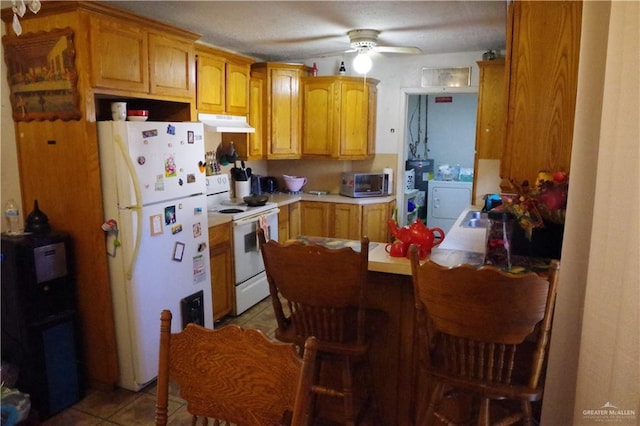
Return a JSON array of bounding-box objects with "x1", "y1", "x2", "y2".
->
[
  {"x1": 205, "y1": 173, "x2": 279, "y2": 316},
  {"x1": 206, "y1": 174, "x2": 277, "y2": 220}
]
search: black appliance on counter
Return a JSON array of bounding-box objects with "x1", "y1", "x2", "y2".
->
[
  {"x1": 405, "y1": 159, "x2": 435, "y2": 220},
  {"x1": 1, "y1": 231, "x2": 83, "y2": 419}
]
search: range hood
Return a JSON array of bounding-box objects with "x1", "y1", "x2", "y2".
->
[{"x1": 198, "y1": 113, "x2": 255, "y2": 133}]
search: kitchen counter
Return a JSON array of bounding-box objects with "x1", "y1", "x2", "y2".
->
[
  {"x1": 266, "y1": 192, "x2": 396, "y2": 206},
  {"x1": 207, "y1": 213, "x2": 233, "y2": 228},
  {"x1": 434, "y1": 205, "x2": 487, "y2": 253},
  {"x1": 207, "y1": 193, "x2": 396, "y2": 228}
]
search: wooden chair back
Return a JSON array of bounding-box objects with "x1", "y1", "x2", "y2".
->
[
  {"x1": 259, "y1": 232, "x2": 370, "y2": 352},
  {"x1": 155, "y1": 310, "x2": 317, "y2": 426},
  {"x1": 410, "y1": 245, "x2": 560, "y2": 425}
]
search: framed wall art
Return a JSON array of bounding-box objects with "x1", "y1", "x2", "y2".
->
[
  {"x1": 2, "y1": 27, "x2": 80, "y2": 121},
  {"x1": 421, "y1": 67, "x2": 472, "y2": 88}
]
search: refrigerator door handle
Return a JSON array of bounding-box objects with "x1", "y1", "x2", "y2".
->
[{"x1": 114, "y1": 134, "x2": 143, "y2": 279}]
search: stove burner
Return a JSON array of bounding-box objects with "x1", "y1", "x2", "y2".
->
[{"x1": 219, "y1": 208, "x2": 245, "y2": 214}]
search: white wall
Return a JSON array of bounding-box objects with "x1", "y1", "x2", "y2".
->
[
  {"x1": 541, "y1": 1, "x2": 639, "y2": 424},
  {"x1": 424, "y1": 92, "x2": 477, "y2": 169}
]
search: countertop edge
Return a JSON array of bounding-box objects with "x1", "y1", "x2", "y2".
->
[{"x1": 268, "y1": 193, "x2": 396, "y2": 206}]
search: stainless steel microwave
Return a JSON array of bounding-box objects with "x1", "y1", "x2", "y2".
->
[{"x1": 340, "y1": 172, "x2": 387, "y2": 198}]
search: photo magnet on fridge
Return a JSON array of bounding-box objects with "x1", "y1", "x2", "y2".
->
[{"x1": 172, "y1": 242, "x2": 185, "y2": 262}]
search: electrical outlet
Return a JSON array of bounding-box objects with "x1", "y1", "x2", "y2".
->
[{"x1": 180, "y1": 290, "x2": 204, "y2": 328}]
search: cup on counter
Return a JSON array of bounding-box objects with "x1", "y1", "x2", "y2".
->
[
  {"x1": 111, "y1": 102, "x2": 127, "y2": 121},
  {"x1": 235, "y1": 180, "x2": 250, "y2": 200}
]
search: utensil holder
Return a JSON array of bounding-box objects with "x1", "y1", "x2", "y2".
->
[{"x1": 235, "y1": 181, "x2": 250, "y2": 200}]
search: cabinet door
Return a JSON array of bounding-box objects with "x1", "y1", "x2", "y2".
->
[
  {"x1": 289, "y1": 202, "x2": 301, "y2": 239},
  {"x1": 208, "y1": 224, "x2": 234, "y2": 321},
  {"x1": 333, "y1": 203, "x2": 361, "y2": 240},
  {"x1": 278, "y1": 203, "x2": 290, "y2": 243},
  {"x1": 247, "y1": 77, "x2": 264, "y2": 159},
  {"x1": 367, "y1": 82, "x2": 378, "y2": 155},
  {"x1": 475, "y1": 60, "x2": 505, "y2": 160},
  {"x1": 268, "y1": 68, "x2": 301, "y2": 158},
  {"x1": 196, "y1": 52, "x2": 226, "y2": 113},
  {"x1": 362, "y1": 202, "x2": 392, "y2": 243},
  {"x1": 226, "y1": 61, "x2": 250, "y2": 115},
  {"x1": 302, "y1": 79, "x2": 335, "y2": 157},
  {"x1": 89, "y1": 15, "x2": 149, "y2": 92},
  {"x1": 148, "y1": 33, "x2": 195, "y2": 98},
  {"x1": 338, "y1": 80, "x2": 369, "y2": 159},
  {"x1": 300, "y1": 201, "x2": 330, "y2": 237},
  {"x1": 501, "y1": 1, "x2": 581, "y2": 186}
]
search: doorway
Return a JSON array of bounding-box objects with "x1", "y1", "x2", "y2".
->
[{"x1": 397, "y1": 88, "x2": 478, "y2": 226}]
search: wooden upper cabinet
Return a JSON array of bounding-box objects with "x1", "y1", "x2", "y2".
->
[
  {"x1": 224, "y1": 74, "x2": 263, "y2": 161},
  {"x1": 196, "y1": 50, "x2": 226, "y2": 112},
  {"x1": 338, "y1": 78, "x2": 377, "y2": 159},
  {"x1": 90, "y1": 15, "x2": 149, "y2": 92},
  {"x1": 196, "y1": 45, "x2": 251, "y2": 114},
  {"x1": 247, "y1": 76, "x2": 265, "y2": 159},
  {"x1": 251, "y1": 63, "x2": 310, "y2": 159},
  {"x1": 475, "y1": 60, "x2": 505, "y2": 160},
  {"x1": 301, "y1": 78, "x2": 335, "y2": 157},
  {"x1": 501, "y1": 0, "x2": 582, "y2": 187},
  {"x1": 89, "y1": 13, "x2": 196, "y2": 99},
  {"x1": 301, "y1": 76, "x2": 378, "y2": 160},
  {"x1": 226, "y1": 60, "x2": 250, "y2": 114},
  {"x1": 148, "y1": 32, "x2": 195, "y2": 98}
]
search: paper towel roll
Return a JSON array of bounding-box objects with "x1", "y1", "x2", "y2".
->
[{"x1": 383, "y1": 167, "x2": 393, "y2": 194}]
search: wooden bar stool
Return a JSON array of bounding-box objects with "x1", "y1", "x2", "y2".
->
[
  {"x1": 409, "y1": 245, "x2": 561, "y2": 426},
  {"x1": 259, "y1": 231, "x2": 383, "y2": 426}
]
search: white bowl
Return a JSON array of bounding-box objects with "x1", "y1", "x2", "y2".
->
[
  {"x1": 284, "y1": 176, "x2": 307, "y2": 192},
  {"x1": 127, "y1": 116, "x2": 148, "y2": 122}
]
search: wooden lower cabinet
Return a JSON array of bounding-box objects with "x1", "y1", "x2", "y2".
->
[
  {"x1": 208, "y1": 223, "x2": 234, "y2": 321},
  {"x1": 300, "y1": 201, "x2": 331, "y2": 237},
  {"x1": 362, "y1": 202, "x2": 394, "y2": 243},
  {"x1": 333, "y1": 204, "x2": 361, "y2": 240},
  {"x1": 288, "y1": 202, "x2": 301, "y2": 240},
  {"x1": 299, "y1": 200, "x2": 392, "y2": 242},
  {"x1": 277, "y1": 202, "x2": 301, "y2": 242}
]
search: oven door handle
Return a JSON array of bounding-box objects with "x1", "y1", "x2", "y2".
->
[{"x1": 232, "y1": 208, "x2": 280, "y2": 227}]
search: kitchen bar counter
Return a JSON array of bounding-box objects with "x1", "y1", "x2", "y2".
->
[{"x1": 294, "y1": 229, "x2": 486, "y2": 425}]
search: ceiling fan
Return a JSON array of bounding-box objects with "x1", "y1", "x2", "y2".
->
[
  {"x1": 340, "y1": 29, "x2": 420, "y2": 74},
  {"x1": 346, "y1": 29, "x2": 421, "y2": 55}
]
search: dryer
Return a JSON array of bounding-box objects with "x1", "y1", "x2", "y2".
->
[{"x1": 426, "y1": 180, "x2": 472, "y2": 233}]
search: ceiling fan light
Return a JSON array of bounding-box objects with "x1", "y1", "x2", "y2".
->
[{"x1": 353, "y1": 52, "x2": 372, "y2": 74}]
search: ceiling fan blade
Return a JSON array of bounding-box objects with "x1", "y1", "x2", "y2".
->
[
  {"x1": 373, "y1": 46, "x2": 422, "y2": 54},
  {"x1": 316, "y1": 48, "x2": 357, "y2": 58}
]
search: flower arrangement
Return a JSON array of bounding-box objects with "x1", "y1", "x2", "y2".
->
[{"x1": 501, "y1": 171, "x2": 568, "y2": 240}]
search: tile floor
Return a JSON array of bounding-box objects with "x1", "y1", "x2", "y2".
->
[{"x1": 42, "y1": 297, "x2": 277, "y2": 425}]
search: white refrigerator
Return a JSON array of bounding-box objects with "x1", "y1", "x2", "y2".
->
[{"x1": 98, "y1": 121, "x2": 212, "y2": 391}]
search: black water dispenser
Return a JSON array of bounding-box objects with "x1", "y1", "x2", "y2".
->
[{"x1": 1, "y1": 231, "x2": 83, "y2": 419}]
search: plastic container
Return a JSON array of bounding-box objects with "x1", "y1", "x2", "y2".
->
[
  {"x1": 452, "y1": 164, "x2": 461, "y2": 181},
  {"x1": 4, "y1": 199, "x2": 21, "y2": 235}
]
